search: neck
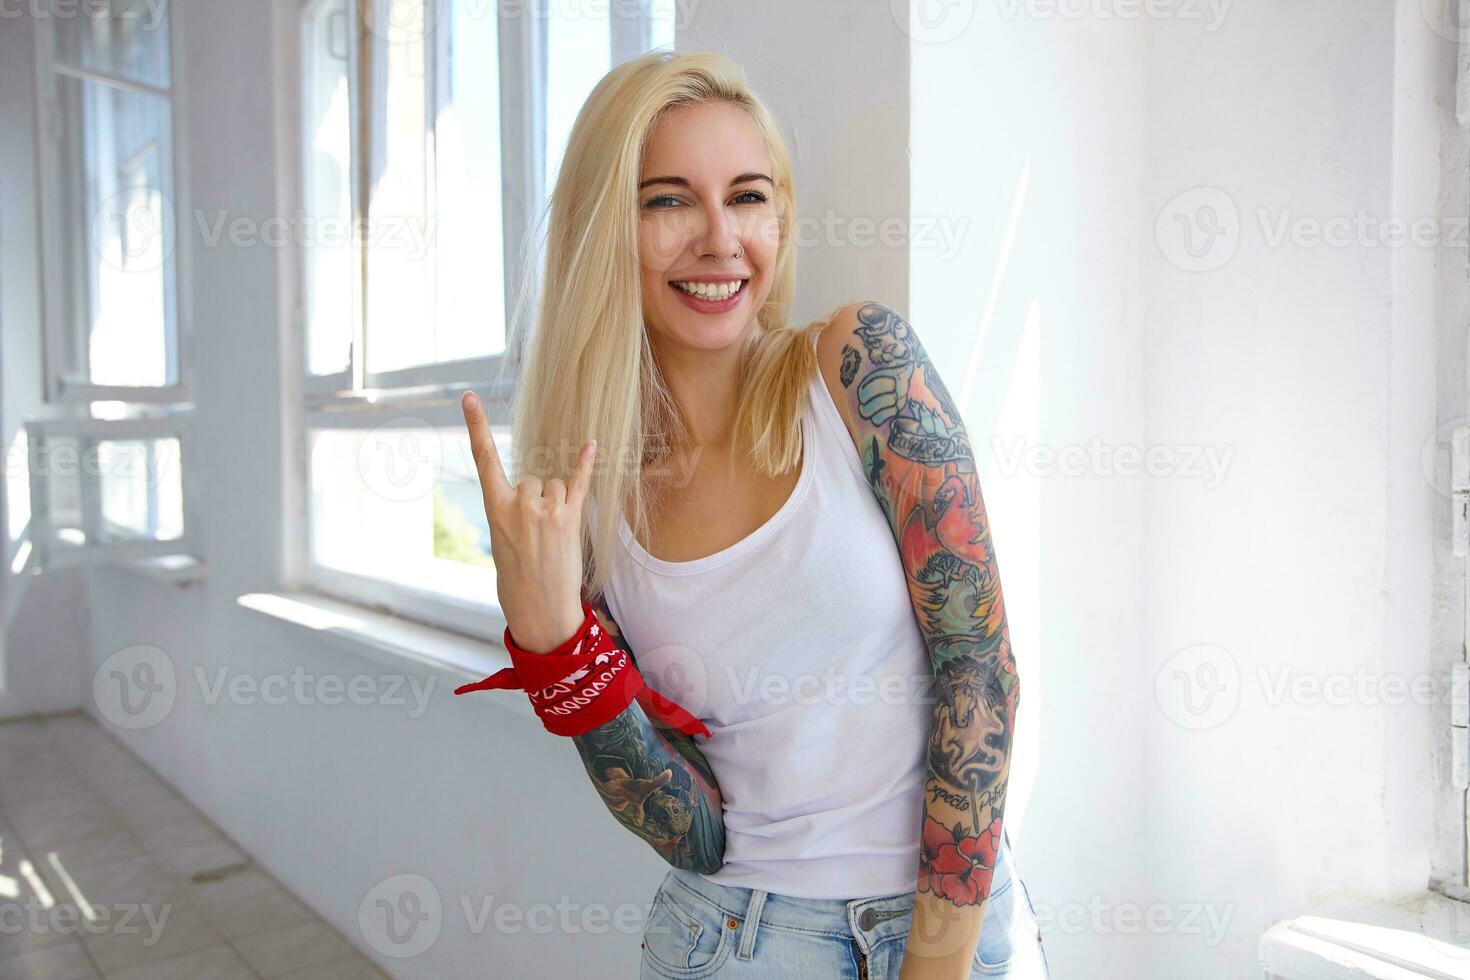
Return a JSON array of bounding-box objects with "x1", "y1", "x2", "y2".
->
[{"x1": 652, "y1": 336, "x2": 746, "y2": 451}]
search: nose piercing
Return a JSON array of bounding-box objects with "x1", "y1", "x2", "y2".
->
[{"x1": 714, "y1": 246, "x2": 745, "y2": 264}]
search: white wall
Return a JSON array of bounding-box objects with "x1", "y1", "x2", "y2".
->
[
  {"x1": 916, "y1": 0, "x2": 1449, "y2": 977},
  {"x1": 1, "y1": 0, "x2": 1456, "y2": 978},
  {"x1": 1140, "y1": 2, "x2": 1446, "y2": 976},
  {"x1": 0, "y1": 5, "x2": 96, "y2": 720}
]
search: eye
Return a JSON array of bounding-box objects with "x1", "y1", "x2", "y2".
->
[{"x1": 641, "y1": 190, "x2": 769, "y2": 210}]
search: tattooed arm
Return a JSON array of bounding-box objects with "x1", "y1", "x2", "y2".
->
[
  {"x1": 816, "y1": 301, "x2": 1019, "y2": 978},
  {"x1": 566, "y1": 588, "x2": 727, "y2": 874}
]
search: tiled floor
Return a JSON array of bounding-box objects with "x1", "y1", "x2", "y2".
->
[{"x1": 0, "y1": 712, "x2": 390, "y2": 979}]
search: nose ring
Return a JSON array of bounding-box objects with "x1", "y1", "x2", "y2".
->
[{"x1": 714, "y1": 246, "x2": 745, "y2": 264}]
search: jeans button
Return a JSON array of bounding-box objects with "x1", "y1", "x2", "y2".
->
[{"x1": 858, "y1": 908, "x2": 877, "y2": 930}]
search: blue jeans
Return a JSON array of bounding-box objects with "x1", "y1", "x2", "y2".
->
[{"x1": 639, "y1": 828, "x2": 1049, "y2": 979}]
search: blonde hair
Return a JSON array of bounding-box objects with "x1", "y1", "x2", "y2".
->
[{"x1": 502, "y1": 50, "x2": 821, "y2": 599}]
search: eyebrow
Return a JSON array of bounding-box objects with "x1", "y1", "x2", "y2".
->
[{"x1": 637, "y1": 173, "x2": 774, "y2": 191}]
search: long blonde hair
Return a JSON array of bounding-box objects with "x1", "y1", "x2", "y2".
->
[{"x1": 503, "y1": 50, "x2": 820, "y2": 598}]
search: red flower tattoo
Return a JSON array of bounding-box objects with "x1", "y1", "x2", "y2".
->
[{"x1": 919, "y1": 814, "x2": 1003, "y2": 905}]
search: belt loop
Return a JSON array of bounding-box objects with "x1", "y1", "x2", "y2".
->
[{"x1": 735, "y1": 888, "x2": 768, "y2": 960}]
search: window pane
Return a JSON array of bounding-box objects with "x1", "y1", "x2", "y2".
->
[
  {"x1": 56, "y1": 74, "x2": 178, "y2": 388},
  {"x1": 309, "y1": 424, "x2": 506, "y2": 605},
  {"x1": 433, "y1": 0, "x2": 506, "y2": 361},
  {"x1": 42, "y1": 435, "x2": 86, "y2": 549},
  {"x1": 301, "y1": 0, "x2": 354, "y2": 377},
  {"x1": 364, "y1": 0, "x2": 432, "y2": 375},
  {"x1": 53, "y1": 0, "x2": 172, "y2": 89},
  {"x1": 37, "y1": 434, "x2": 182, "y2": 550},
  {"x1": 545, "y1": 2, "x2": 610, "y2": 192},
  {"x1": 97, "y1": 437, "x2": 183, "y2": 543}
]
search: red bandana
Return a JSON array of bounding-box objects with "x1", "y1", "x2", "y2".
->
[{"x1": 454, "y1": 603, "x2": 711, "y2": 740}]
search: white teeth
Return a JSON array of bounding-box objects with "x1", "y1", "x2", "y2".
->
[{"x1": 673, "y1": 279, "x2": 744, "y2": 301}]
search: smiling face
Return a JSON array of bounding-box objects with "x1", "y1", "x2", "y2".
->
[{"x1": 637, "y1": 100, "x2": 781, "y2": 356}]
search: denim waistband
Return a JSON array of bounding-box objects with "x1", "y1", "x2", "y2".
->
[{"x1": 663, "y1": 827, "x2": 1016, "y2": 960}]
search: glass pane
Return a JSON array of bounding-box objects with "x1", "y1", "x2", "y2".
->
[
  {"x1": 35, "y1": 433, "x2": 182, "y2": 550},
  {"x1": 364, "y1": 0, "x2": 432, "y2": 375},
  {"x1": 309, "y1": 424, "x2": 508, "y2": 605},
  {"x1": 301, "y1": 0, "x2": 354, "y2": 377},
  {"x1": 433, "y1": 0, "x2": 506, "y2": 361},
  {"x1": 53, "y1": 0, "x2": 172, "y2": 89},
  {"x1": 97, "y1": 437, "x2": 183, "y2": 543},
  {"x1": 41, "y1": 435, "x2": 86, "y2": 549},
  {"x1": 56, "y1": 74, "x2": 178, "y2": 388},
  {"x1": 545, "y1": 1, "x2": 610, "y2": 193}
]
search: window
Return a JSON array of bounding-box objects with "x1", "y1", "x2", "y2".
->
[
  {"x1": 293, "y1": 0, "x2": 674, "y2": 636},
  {"x1": 24, "y1": 0, "x2": 199, "y2": 577},
  {"x1": 36, "y1": 0, "x2": 187, "y2": 403}
]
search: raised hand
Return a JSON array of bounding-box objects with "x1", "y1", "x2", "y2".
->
[{"x1": 460, "y1": 391, "x2": 597, "y2": 653}]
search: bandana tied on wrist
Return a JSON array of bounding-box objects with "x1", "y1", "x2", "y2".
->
[{"x1": 453, "y1": 602, "x2": 711, "y2": 739}]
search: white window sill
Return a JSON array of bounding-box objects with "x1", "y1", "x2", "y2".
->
[
  {"x1": 235, "y1": 590, "x2": 536, "y2": 724},
  {"x1": 94, "y1": 553, "x2": 207, "y2": 587},
  {"x1": 1259, "y1": 892, "x2": 1470, "y2": 979}
]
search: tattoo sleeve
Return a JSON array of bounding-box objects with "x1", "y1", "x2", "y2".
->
[
  {"x1": 838, "y1": 302, "x2": 1019, "y2": 909},
  {"x1": 569, "y1": 588, "x2": 726, "y2": 874}
]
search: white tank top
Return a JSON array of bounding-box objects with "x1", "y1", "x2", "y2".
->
[{"x1": 599, "y1": 345, "x2": 933, "y2": 900}]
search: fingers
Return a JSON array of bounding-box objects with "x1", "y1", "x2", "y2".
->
[
  {"x1": 568, "y1": 440, "x2": 597, "y2": 507},
  {"x1": 462, "y1": 393, "x2": 594, "y2": 512},
  {"x1": 462, "y1": 391, "x2": 512, "y2": 507}
]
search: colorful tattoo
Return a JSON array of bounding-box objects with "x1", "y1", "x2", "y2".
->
[
  {"x1": 838, "y1": 302, "x2": 1019, "y2": 907},
  {"x1": 569, "y1": 590, "x2": 726, "y2": 874}
]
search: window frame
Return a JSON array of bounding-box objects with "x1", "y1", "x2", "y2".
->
[
  {"x1": 31, "y1": 0, "x2": 196, "y2": 406},
  {"x1": 21, "y1": 0, "x2": 203, "y2": 583},
  {"x1": 24, "y1": 413, "x2": 199, "y2": 571},
  {"x1": 286, "y1": 0, "x2": 667, "y2": 639}
]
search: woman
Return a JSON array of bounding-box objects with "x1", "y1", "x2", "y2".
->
[{"x1": 457, "y1": 50, "x2": 1048, "y2": 980}]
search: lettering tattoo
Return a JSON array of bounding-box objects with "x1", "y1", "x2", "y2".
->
[
  {"x1": 838, "y1": 302, "x2": 1019, "y2": 908},
  {"x1": 570, "y1": 590, "x2": 726, "y2": 874}
]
